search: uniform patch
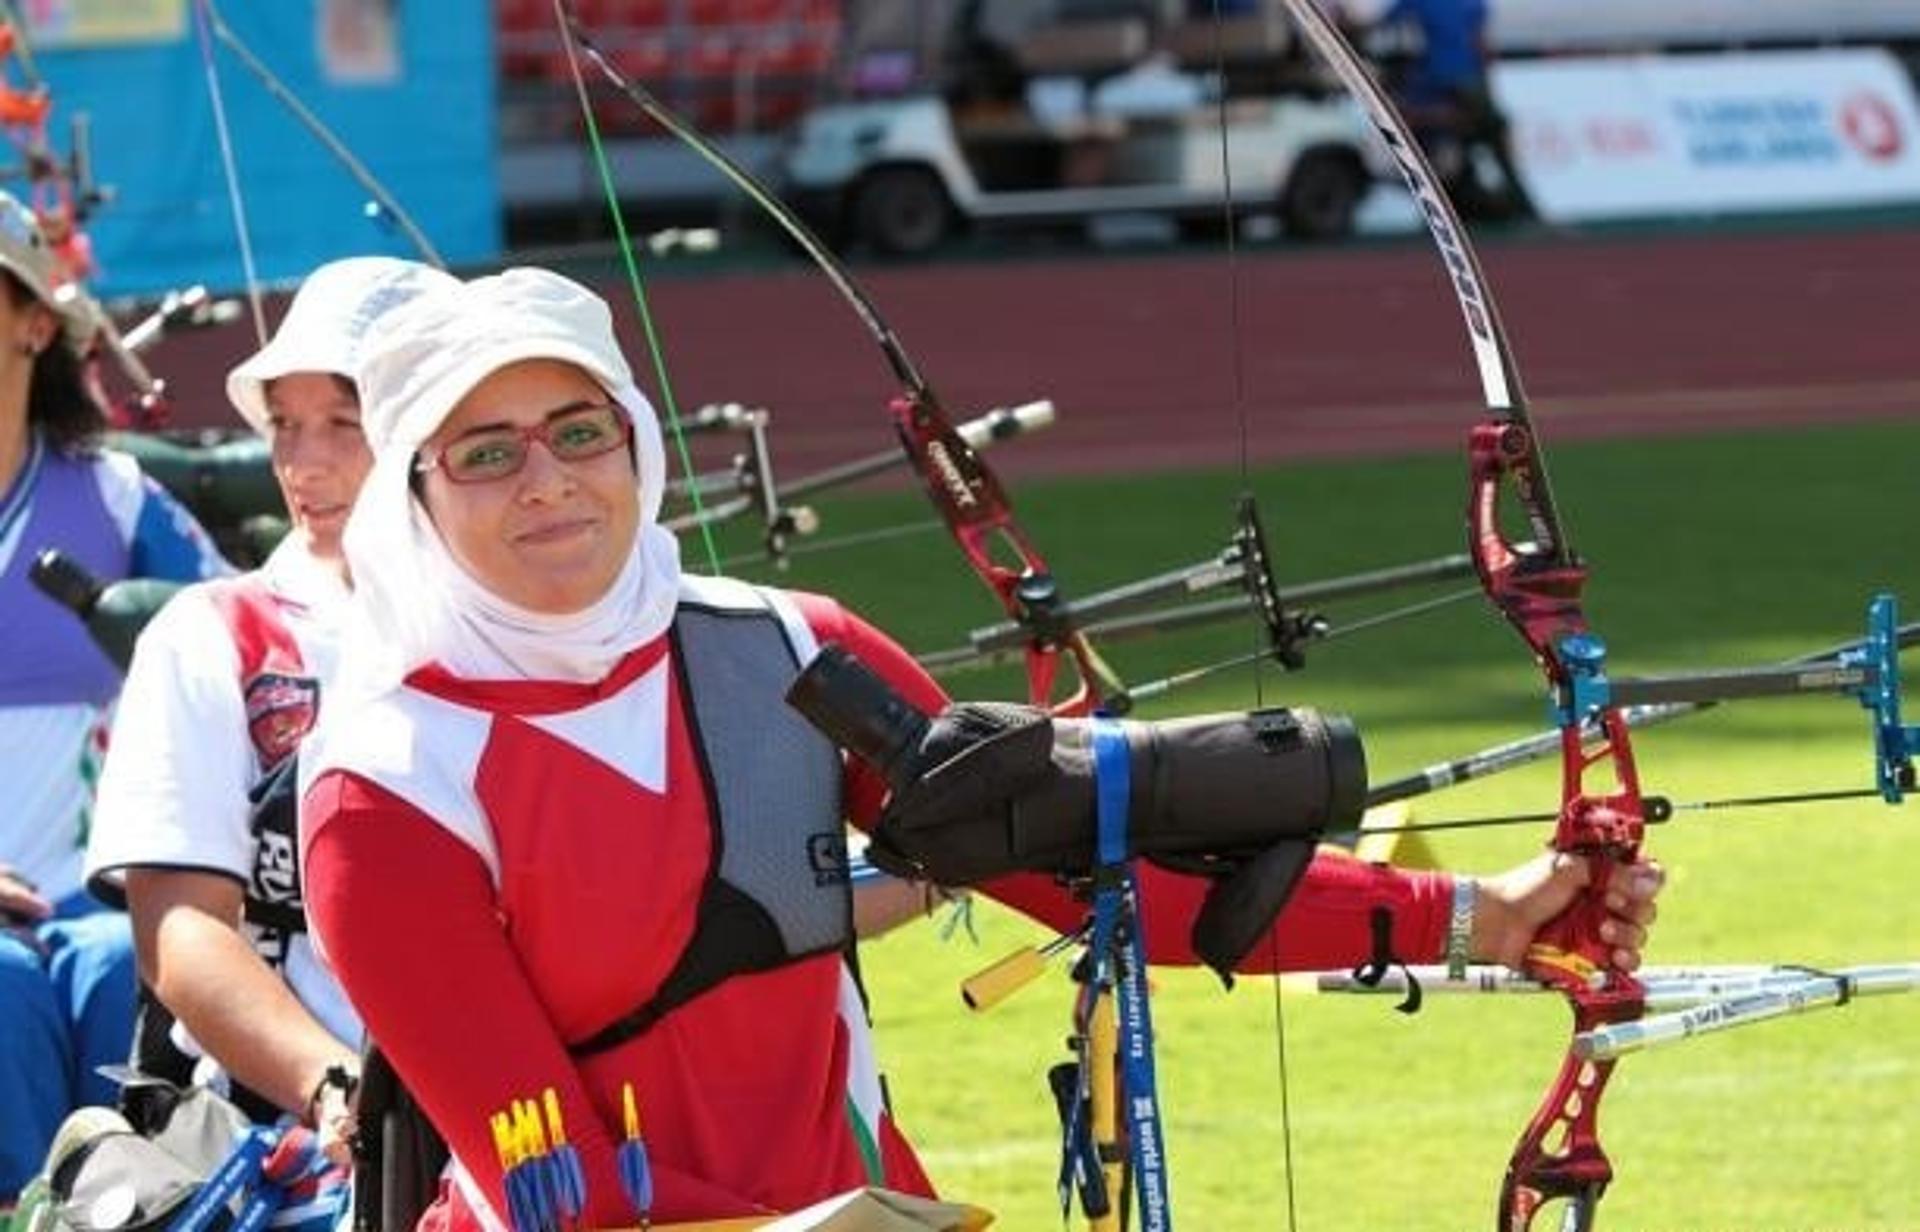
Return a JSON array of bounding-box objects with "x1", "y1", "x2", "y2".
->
[
  {"x1": 244, "y1": 672, "x2": 320, "y2": 766},
  {"x1": 807, "y1": 831, "x2": 850, "y2": 887}
]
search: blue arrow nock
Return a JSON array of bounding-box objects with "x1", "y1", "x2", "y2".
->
[
  {"x1": 1553, "y1": 632, "x2": 1612, "y2": 727},
  {"x1": 1842, "y1": 593, "x2": 1919, "y2": 803}
]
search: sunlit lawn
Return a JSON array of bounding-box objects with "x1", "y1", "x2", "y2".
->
[{"x1": 713, "y1": 420, "x2": 1920, "y2": 1230}]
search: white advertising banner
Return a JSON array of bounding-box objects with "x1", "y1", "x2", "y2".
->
[{"x1": 1492, "y1": 50, "x2": 1920, "y2": 220}]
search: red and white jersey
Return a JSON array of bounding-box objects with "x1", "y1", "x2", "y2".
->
[
  {"x1": 300, "y1": 575, "x2": 1456, "y2": 1229},
  {"x1": 300, "y1": 577, "x2": 935, "y2": 1229},
  {"x1": 89, "y1": 534, "x2": 360, "y2": 1052}
]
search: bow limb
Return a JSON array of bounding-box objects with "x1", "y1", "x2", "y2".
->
[
  {"x1": 1274, "y1": 3, "x2": 1647, "y2": 1228},
  {"x1": 553, "y1": 4, "x2": 1125, "y2": 716}
]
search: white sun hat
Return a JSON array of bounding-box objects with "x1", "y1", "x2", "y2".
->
[
  {"x1": 225, "y1": 256, "x2": 459, "y2": 436},
  {"x1": 335, "y1": 265, "x2": 678, "y2": 700},
  {"x1": 0, "y1": 190, "x2": 98, "y2": 349}
]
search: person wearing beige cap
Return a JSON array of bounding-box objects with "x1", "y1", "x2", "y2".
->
[
  {"x1": 83, "y1": 257, "x2": 456, "y2": 1177},
  {"x1": 296, "y1": 267, "x2": 1661, "y2": 1229},
  {"x1": 0, "y1": 193, "x2": 230, "y2": 1203}
]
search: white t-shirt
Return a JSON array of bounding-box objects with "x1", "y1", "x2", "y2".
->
[
  {"x1": 87, "y1": 534, "x2": 361, "y2": 1052},
  {"x1": 1, "y1": 703, "x2": 107, "y2": 904},
  {"x1": 2, "y1": 447, "x2": 228, "y2": 904}
]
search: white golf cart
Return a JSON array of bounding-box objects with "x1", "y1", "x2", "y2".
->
[{"x1": 782, "y1": 3, "x2": 1385, "y2": 256}]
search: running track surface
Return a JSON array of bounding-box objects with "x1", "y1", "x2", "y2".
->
[{"x1": 145, "y1": 225, "x2": 1920, "y2": 483}]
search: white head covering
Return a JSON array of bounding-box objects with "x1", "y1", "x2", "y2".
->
[
  {"x1": 226, "y1": 256, "x2": 461, "y2": 435},
  {"x1": 337, "y1": 266, "x2": 680, "y2": 699},
  {"x1": 0, "y1": 190, "x2": 96, "y2": 349}
]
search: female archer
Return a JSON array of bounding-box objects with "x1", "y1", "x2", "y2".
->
[
  {"x1": 0, "y1": 189, "x2": 229, "y2": 1201},
  {"x1": 297, "y1": 266, "x2": 1662, "y2": 1228}
]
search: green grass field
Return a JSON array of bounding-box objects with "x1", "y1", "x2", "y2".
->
[{"x1": 713, "y1": 418, "x2": 1920, "y2": 1230}]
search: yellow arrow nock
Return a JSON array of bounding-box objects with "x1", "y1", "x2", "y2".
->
[
  {"x1": 489, "y1": 1111, "x2": 518, "y2": 1170},
  {"x1": 622, "y1": 1081, "x2": 642, "y2": 1142},
  {"x1": 514, "y1": 1099, "x2": 548, "y2": 1160},
  {"x1": 542, "y1": 1087, "x2": 568, "y2": 1149}
]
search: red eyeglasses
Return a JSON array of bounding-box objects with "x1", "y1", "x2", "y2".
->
[{"x1": 414, "y1": 401, "x2": 632, "y2": 485}]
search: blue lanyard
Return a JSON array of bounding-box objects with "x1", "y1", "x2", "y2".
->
[
  {"x1": 1083, "y1": 717, "x2": 1176, "y2": 1231},
  {"x1": 167, "y1": 1127, "x2": 278, "y2": 1232}
]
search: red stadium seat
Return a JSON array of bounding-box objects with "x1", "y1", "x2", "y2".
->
[
  {"x1": 743, "y1": 30, "x2": 833, "y2": 132},
  {"x1": 747, "y1": 31, "x2": 831, "y2": 78},
  {"x1": 591, "y1": 90, "x2": 652, "y2": 137},
  {"x1": 498, "y1": 0, "x2": 544, "y2": 31},
  {"x1": 690, "y1": 89, "x2": 743, "y2": 131},
  {"x1": 568, "y1": 0, "x2": 622, "y2": 24},
  {"x1": 755, "y1": 92, "x2": 809, "y2": 131},
  {"x1": 689, "y1": 32, "x2": 743, "y2": 78},
  {"x1": 687, "y1": 0, "x2": 735, "y2": 27},
  {"x1": 620, "y1": 0, "x2": 671, "y2": 27},
  {"x1": 614, "y1": 37, "x2": 671, "y2": 81},
  {"x1": 498, "y1": 0, "x2": 552, "y2": 79},
  {"x1": 730, "y1": 0, "x2": 842, "y2": 32},
  {"x1": 732, "y1": 0, "x2": 789, "y2": 22}
]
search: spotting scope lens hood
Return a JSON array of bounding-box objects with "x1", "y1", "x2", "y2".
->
[
  {"x1": 30, "y1": 548, "x2": 102, "y2": 614},
  {"x1": 1320, "y1": 711, "x2": 1369, "y2": 832},
  {"x1": 785, "y1": 643, "x2": 932, "y2": 789}
]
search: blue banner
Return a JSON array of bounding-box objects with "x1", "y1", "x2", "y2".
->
[{"x1": 21, "y1": 0, "x2": 499, "y2": 297}]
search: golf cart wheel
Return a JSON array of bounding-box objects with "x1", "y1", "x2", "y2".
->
[
  {"x1": 853, "y1": 166, "x2": 951, "y2": 257},
  {"x1": 1279, "y1": 150, "x2": 1365, "y2": 242}
]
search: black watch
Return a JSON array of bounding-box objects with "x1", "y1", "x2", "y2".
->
[{"x1": 307, "y1": 1063, "x2": 360, "y2": 1124}]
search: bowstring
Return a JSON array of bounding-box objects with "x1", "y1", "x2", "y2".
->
[
  {"x1": 549, "y1": 0, "x2": 723, "y2": 577},
  {"x1": 198, "y1": 0, "x2": 447, "y2": 270},
  {"x1": 1200, "y1": 4, "x2": 1300, "y2": 1227},
  {"x1": 189, "y1": 0, "x2": 267, "y2": 348}
]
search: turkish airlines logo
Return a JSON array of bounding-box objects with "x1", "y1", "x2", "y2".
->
[{"x1": 1839, "y1": 92, "x2": 1903, "y2": 161}]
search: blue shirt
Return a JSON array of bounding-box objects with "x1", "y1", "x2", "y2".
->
[
  {"x1": 1386, "y1": 0, "x2": 1489, "y2": 103},
  {"x1": 0, "y1": 433, "x2": 229, "y2": 902}
]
